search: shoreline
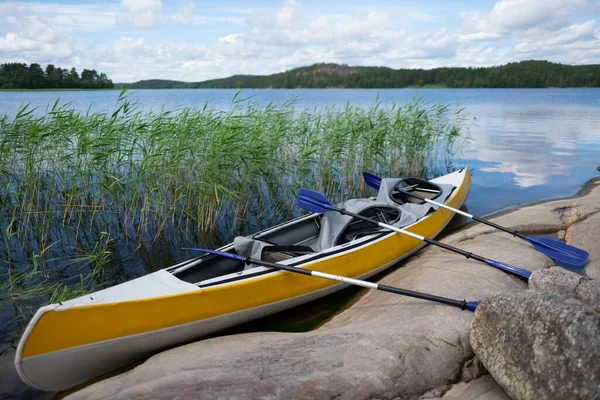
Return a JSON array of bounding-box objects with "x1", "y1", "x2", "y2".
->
[
  {"x1": 478, "y1": 173, "x2": 600, "y2": 221},
  {"x1": 3, "y1": 87, "x2": 600, "y2": 92}
]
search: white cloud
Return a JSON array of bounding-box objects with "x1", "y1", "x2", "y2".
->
[
  {"x1": 0, "y1": 2, "x2": 116, "y2": 32},
  {"x1": 461, "y1": 0, "x2": 591, "y2": 35},
  {"x1": 249, "y1": 8, "x2": 404, "y2": 47},
  {"x1": 0, "y1": 33, "x2": 39, "y2": 52},
  {"x1": 451, "y1": 0, "x2": 600, "y2": 68},
  {"x1": 488, "y1": 0, "x2": 586, "y2": 31},
  {"x1": 513, "y1": 20, "x2": 600, "y2": 60},
  {"x1": 121, "y1": 0, "x2": 162, "y2": 13},
  {"x1": 170, "y1": 2, "x2": 197, "y2": 24},
  {"x1": 119, "y1": 0, "x2": 163, "y2": 28},
  {"x1": 274, "y1": 0, "x2": 301, "y2": 25},
  {"x1": 0, "y1": 8, "x2": 78, "y2": 63},
  {"x1": 85, "y1": 37, "x2": 211, "y2": 81},
  {"x1": 113, "y1": 37, "x2": 147, "y2": 54},
  {"x1": 458, "y1": 31, "x2": 503, "y2": 43}
]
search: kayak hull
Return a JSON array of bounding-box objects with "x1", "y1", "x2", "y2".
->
[{"x1": 15, "y1": 169, "x2": 471, "y2": 391}]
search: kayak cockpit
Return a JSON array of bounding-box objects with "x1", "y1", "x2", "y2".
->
[{"x1": 170, "y1": 176, "x2": 455, "y2": 287}]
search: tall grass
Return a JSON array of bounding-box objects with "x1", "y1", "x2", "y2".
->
[{"x1": 0, "y1": 91, "x2": 470, "y2": 329}]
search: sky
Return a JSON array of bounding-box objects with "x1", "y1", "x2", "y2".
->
[{"x1": 1, "y1": 0, "x2": 600, "y2": 82}]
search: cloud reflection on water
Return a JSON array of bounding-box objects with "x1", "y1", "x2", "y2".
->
[{"x1": 464, "y1": 104, "x2": 600, "y2": 188}]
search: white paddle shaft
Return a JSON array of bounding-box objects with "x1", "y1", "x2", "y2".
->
[
  {"x1": 422, "y1": 198, "x2": 473, "y2": 218},
  {"x1": 311, "y1": 271, "x2": 379, "y2": 289},
  {"x1": 376, "y1": 221, "x2": 425, "y2": 241}
]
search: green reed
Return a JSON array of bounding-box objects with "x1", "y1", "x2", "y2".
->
[{"x1": 0, "y1": 91, "x2": 471, "y2": 321}]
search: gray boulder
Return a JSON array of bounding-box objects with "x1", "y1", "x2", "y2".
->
[
  {"x1": 568, "y1": 212, "x2": 600, "y2": 278},
  {"x1": 438, "y1": 375, "x2": 510, "y2": 400},
  {"x1": 470, "y1": 290, "x2": 600, "y2": 400},
  {"x1": 529, "y1": 267, "x2": 600, "y2": 313}
]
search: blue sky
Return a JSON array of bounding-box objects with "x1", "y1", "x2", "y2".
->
[{"x1": 1, "y1": 0, "x2": 599, "y2": 82}]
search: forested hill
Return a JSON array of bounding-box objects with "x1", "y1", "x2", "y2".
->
[
  {"x1": 126, "y1": 75, "x2": 261, "y2": 89},
  {"x1": 0, "y1": 63, "x2": 113, "y2": 89},
  {"x1": 127, "y1": 60, "x2": 600, "y2": 89},
  {"x1": 127, "y1": 79, "x2": 188, "y2": 89}
]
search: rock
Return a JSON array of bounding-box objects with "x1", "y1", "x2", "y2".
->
[
  {"x1": 459, "y1": 204, "x2": 568, "y2": 241},
  {"x1": 597, "y1": 166, "x2": 600, "y2": 172},
  {"x1": 66, "y1": 318, "x2": 475, "y2": 400},
  {"x1": 439, "y1": 375, "x2": 510, "y2": 400},
  {"x1": 567, "y1": 212, "x2": 600, "y2": 278},
  {"x1": 460, "y1": 356, "x2": 486, "y2": 382},
  {"x1": 557, "y1": 229, "x2": 566, "y2": 240},
  {"x1": 563, "y1": 181, "x2": 600, "y2": 229},
  {"x1": 420, "y1": 356, "x2": 488, "y2": 398},
  {"x1": 529, "y1": 267, "x2": 600, "y2": 313},
  {"x1": 470, "y1": 290, "x2": 600, "y2": 400}
]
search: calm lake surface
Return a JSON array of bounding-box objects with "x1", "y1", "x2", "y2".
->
[
  {"x1": 1, "y1": 88, "x2": 599, "y2": 398},
  {"x1": 2, "y1": 88, "x2": 599, "y2": 217}
]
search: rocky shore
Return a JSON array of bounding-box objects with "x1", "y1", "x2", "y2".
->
[{"x1": 65, "y1": 178, "x2": 600, "y2": 400}]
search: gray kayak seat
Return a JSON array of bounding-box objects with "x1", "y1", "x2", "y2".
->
[
  {"x1": 314, "y1": 180, "x2": 453, "y2": 251},
  {"x1": 376, "y1": 177, "x2": 445, "y2": 206},
  {"x1": 233, "y1": 236, "x2": 315, "y2": 264},
  {"x1": 234, "y1": 179, "x2": 453, "y2": 264},
  {"x1": 234, "y1": 236, "x2": 276, "y2": 261},
  {"x1": 314, "y1": 199, "x2": 397, "y2": 251}
]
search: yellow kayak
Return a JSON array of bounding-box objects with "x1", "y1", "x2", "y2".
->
[{"x1": 15, "y1": 169, "x2": 471, "y2": 391}]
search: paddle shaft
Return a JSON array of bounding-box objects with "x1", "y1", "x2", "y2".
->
[
  {"x1": 402, "y1": 190, "x2": 526, "y2": 239},
  {"x1": 186, "y1": 248, "x2": 477, "y2": 310},
  {"x1": 234, "y1": 255, "x2": 475, "y2": 310},
  {"x1": 336, "y1": 207, "x2": 499, "y2": 266},
  {"x1": 295, "y1": 187, "x2": 531, "y2": 278}
]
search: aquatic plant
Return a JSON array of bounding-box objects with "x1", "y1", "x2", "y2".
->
[{"x1": 0, "y1": 91, "x2": 471, "y2": 331}]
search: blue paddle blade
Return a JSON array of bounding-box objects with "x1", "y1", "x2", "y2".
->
[
  {"x1": 525, "y1": 236, "x2": 589, "y2": 267},
  {"x1": 466, "y1": 301, "x2": 481, "y2": 312},
  {"x1": 363, "y1": 172, "x2": 382, "y2": 190},
  {"x1": 485, "y1": 259, "x2": 532, "y2": 279},
  {"x1": 184, "y1": 248, "x2": 246, "y2": 262},
  {"x1": 296, "y1": 188, "x2": 336, "y2": 213}
]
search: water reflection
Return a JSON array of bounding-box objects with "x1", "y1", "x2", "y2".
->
[
  {"x1": 466, "y1": 105, "x2": 599, "y2": 188},
  {"x1": 458, "y1": 100, "x2": 600, "y2": 216}
]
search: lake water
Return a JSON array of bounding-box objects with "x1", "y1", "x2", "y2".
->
[
  {"x1": 2, "y1": 88, "x2": 599, "y2": 217},
  {"x1": 1, "y1": 88, "x2": 600, "y2": 398}
]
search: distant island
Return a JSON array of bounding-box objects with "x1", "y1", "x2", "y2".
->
[
  {"x1": 120, "y1": 60, "x2": 600, "y2": 89},
  {"x1": 0, "y1": 63, "x2": 114, "y2": 90}
]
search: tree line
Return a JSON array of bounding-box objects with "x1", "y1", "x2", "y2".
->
[
  {"x1": 126, "y1": 60, "x2": 600, "y2": 89},
  {"x1": 0, "y1": 63, "x2": 114, "y2": 89}
]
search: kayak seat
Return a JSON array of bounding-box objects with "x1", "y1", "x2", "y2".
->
[
  {"x1": 389, "y1": 177, "x2": 443, "y2": 205},
  {"x1": 261, "y1": 245, "x2": 315, "y2": 263},
  {"x1": 233, "y1": 236, "x2": 315, "y2": 266},
  {"x1": 336, "y1": 206, "x2": 401, "y2": 246}
]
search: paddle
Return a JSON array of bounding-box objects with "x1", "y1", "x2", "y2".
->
[
  {"x1": 296, "y1": 188, "x2": 532, "y2": 279},
  {"x1": 363, "y1": 172, "x2": 589, "y2": 268},
  {"x1": 185, "y1": 248, "x2": 481, "y2": 312}
]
